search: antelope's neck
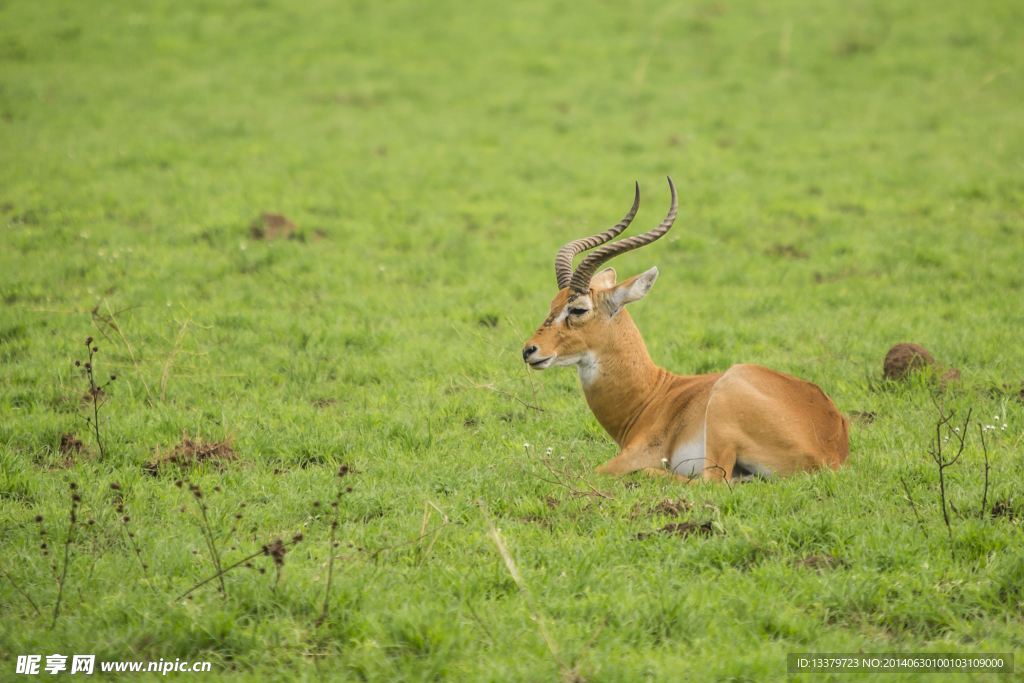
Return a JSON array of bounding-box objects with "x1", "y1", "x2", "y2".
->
[{"x1": 578, "y1": 312, "x2": 667, "y2": 446}]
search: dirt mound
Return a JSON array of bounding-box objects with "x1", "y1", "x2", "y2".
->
[
  {"x1": 59, "y1": 432, "x2": 84, "y2": 455},
  {"x1": 794, "y1": 553, "x2": 839, "y2": 570},
  {"x1": 883, "y1": 343, "x2": 935, "y2": 379},
  {"x1": 145, "y1": 433, "x2": 237, "y2": 473},
  {"x1": 883, "y1": 343, "x2": 961, "y2": 386},
  {"x1": 636, "y1": 520, "x2": 715, "y2": 540},
  {"x1": 250, "y1": 213, "x2": 297, "y2": 240}
]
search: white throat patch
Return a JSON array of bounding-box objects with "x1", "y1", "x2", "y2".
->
[{"x1": 576, "y1": 353, "x2": 599, "y2": 387}]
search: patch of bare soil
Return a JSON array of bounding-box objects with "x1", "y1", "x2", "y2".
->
[
  {"x1": 310, "y1": 397, "x2": 337, "y2": 408},
  {"x1": 765, "y1": 244, "x2": 808, "y2": 259},
  {"x1": 545, "y1": 496, "x2": 559, "y2": 510},
  {"x1": 520, "y1": 514, "x2": 550, "y2": 529},
  {"x1": 794, "y1": 553, "x2": 839, "y2": 570},
  {"x1": 635, "y1": 520, "x2": 715, "y2": 540},
  {"x1": 250, "y1": 213, "x2": 297, "y2": 240},
  {"x1": 988, "y1": 499, "x2": 1017, "y2": 521},
  {"x1": 144, "y1": 433, "x2": 238, "y2": 474},
  {"x1": 46, "y1": 432, "x2": 86, "y2": 468},
  {"x1": 633, "y1": 498, "x2": 693, "y2": 518}
]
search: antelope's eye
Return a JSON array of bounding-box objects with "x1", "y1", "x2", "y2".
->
[{"x1": 569, "y1": 307, "x2": 588, "y2": 316}]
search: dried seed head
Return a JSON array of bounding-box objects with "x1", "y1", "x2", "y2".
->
[
  {"x1": 74, "y1": 360, "x2": 81, "y2": 367},
  {"x1": 39, "y1": 530, "x2": 46, "y2": 536},
  {"x1": 92, "y1": 346, "x2": 99, "y2": 353},
  {"x1": 40, "y1": 542, "x2": 47, "y2": 549},
  {"x1": 72, "y1": 494, "x2": 82, "y2": 502},
  {"x1": 87, "y1": 519, "x2": 95, "y2": 525},
  {"x1": 84, "y1": 362, "x2": 91, "y2": 369},
  {"x1": 331, "y1": 502, "x2": 338, "y2": 508},
  {"x1": 213, "y1": 486, "x2": 221, "y2": 492},
  {"x1": 337, "y1": 464, "x2": 349, "y2": 477},
  {"x1": 110, "y1": 374, "x2": 116, "y2": 381},
  {"x1": 333, "y1": 541, "x2": 339, "y2": 547},
  {"x1": 292, "y1": 533, "x2": 303, "y2": 543},
  {"x1": 239, "y1": 502, "x2": 247, "y2": 508},
  {"x1": 142, "y1": 564, "x2": 148, "y2": 569},
  {"x1": 191, "y1": 549, "x2": 198, "y2": 554},
  {"x1": 86, "y1": 336, "x2": 93, "y2": 344},
  {"x1": 180, "y1": 506, "x2": 186, "y2": 513},
  {"x1": 193, "y1": 490, "x2": 203, "y2": 499},
  {"x1": 69, "y1": 482, "x2": 78, "y2": 490},
  {"x1": 345, "y1": 486, "x2": 352, "y2": 493},
  {"x1": 174, "y1": 480, "x2": 183, "y2": 488},
  {"x1": 235, "y1": 514, "x2": 242, "y2": 519},
  {"x1": 313, "y1": 501, "x2": 321, "y2": 507},
  {"x1": 230, "y1": 546, "x2": 236, "y2": 551},
  {"x1": 110, "y1": 482, "x2": 121, "y2": 490},
  {"x1": 128, "y1": 532, "x2": 134, "y2": 538},
  {"x1": 258, "y1": 568, "x2": 265, "y2": 574},
  {"x1": 34, "y1": 515, "x2": 43, "y2": 523},
  {"x1": 122, "y1": 515, "x2": 130, "y2": 523},
  {"x1": 117, "y1": 505, "x2": 124, "y2": 513}
]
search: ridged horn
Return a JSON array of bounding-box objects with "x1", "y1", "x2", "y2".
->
[
  {"x1": 568, "y1": 176, "x2": 677, "y2": 294},
  {"x1": 554, "y1": 182, "x2": 640, "y2": 290}
]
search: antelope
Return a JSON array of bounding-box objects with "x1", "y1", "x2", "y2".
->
[{"x1": 521, "y1": 178, "x2": 850, "y2": 483}]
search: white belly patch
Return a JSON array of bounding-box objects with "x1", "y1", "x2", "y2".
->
[{"x1": 669, "y1": 439, "x2": 705, "y2": 477}]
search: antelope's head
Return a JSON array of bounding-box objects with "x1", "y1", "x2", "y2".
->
[{"x1": 522, "y1": 178, "x2": 678, "y2": 373}]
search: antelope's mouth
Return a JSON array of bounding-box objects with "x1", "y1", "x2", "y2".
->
[{"x1": 528, "y1": 356, "x2": 554, "y2": 369}]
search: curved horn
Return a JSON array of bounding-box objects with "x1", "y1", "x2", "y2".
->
[
  {"x1": 569, "y1": 176, "x2": 677, "y2": 294},
  {"x1": 554, "y1": 182, "x2": 640, "y2": 290}
]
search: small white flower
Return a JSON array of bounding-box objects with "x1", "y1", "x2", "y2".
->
[
  {"x1": 1002, "y1": 425, "x2": 1007, "y2": 430},
  {"x1": 523, "y1": 443, "x2": 531, "y2": 449},
  {"x1": 545, "y1": 447, "x2": 552, "y2": 456},
  {"x1": 166, "y1": 301, "x2": 172, "y2": 307},
  {"x1": 240, "y1": 242, "x2": 247, "y2": 251},
  {"x1": 954, "y1": 427, "x2": 959, "y2": 432},
  {"x1": 994, "y1": 415, "x2": 1000, "y2": 420}
]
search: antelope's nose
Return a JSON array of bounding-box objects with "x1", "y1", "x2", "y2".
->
[{"x1": 522, "y1": 345, "x2": 538, "y2": 362}]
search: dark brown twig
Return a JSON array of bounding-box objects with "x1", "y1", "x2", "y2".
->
[
  {"x1": 1, "y1": 563, "x2": 41, "y2": 615},
  {"x1": 978, "y1": 424, "x2": 990, "y2": 518},
  {"x1": 316, "y1": 464, "x2": 353, "y2": 626},
  {"x1": 174, "y1": 536, "x2": 303, "y2": 602},
  {"x1": 513, "y1": 453, "x2": 614, "y2": 500},
  {"x1": 927, "y1": 393, "x2": 971, "y2": 561},
  {"x1": 51, "y1": 484, "x2": 80, "y2": 629}
]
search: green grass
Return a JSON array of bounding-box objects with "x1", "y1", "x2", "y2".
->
[{"x1": 2, "y1": 0, "x2": 1024, "y2": 679}]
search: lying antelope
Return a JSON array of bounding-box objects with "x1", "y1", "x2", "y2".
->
[{"x1": 522, "y1": 178, "x2": 849, "y2": 482}]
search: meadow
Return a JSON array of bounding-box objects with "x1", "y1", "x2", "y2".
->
[{"x1": 1, "y1": 0, "x2": 1023, "y2": 680}]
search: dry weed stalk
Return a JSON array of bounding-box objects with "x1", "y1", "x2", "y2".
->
[
  {"x1": 1, "y1": 563, "x2": 40, "y2": 615},
  {"x1": 92, "y1": 301, "x2": 155, "y2": 407},
  {"x1": 75, "y1": 337, "x2": 116, "y2": 461},
  {"x1": 513, "y1": 446, "x2": 613, "y2": 500},
  {"x1": 160, "y1": 315, "x2": 192, "y2": 402},
  {"x1": 109, "y1": 482, "x2": 151, "y2": 588},
  {"x1": 481, "y1": 506, "x2": 570, "y2": 679},
  {"x1": 45, "y1": 483, "x2": 81, "y2": 629},
  {"x1": 315, "y1": 463, "x2": 354, "y2": 626},
  {"x1": 927, "y1": 394, "x2": 972, "y2": 561}
]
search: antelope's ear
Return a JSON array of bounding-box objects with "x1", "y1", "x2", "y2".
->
[
  {"x1": 608, "y1": 267, "x2": 658, "y2": 312},
  {"x1": 590, "y1": 268, "x2": 617, "y2": 290}
]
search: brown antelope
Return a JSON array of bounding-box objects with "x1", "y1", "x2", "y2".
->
[{"x1": 521, "y1": 178, "x2": 850, "y2": 483}]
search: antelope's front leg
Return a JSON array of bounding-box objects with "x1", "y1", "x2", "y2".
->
[{"x1": 595, "y1": 439, "x2": 667, "y2": 477}]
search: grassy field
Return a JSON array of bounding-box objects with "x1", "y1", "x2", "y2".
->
[{"x1": 2, "y1": 0, "x2": 1024, "y2": 679}]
